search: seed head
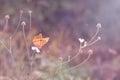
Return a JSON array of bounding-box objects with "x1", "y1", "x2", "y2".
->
[
  {"x1": 5, "y1": 15, "x2": 10, "y2": 19},
  {"x1": 88, "y1": 49, "x2": 93, "y2": 54},
  {"x1": 97, "y1": 36, "x2": 101, "y2": 40},
  {"x1": 96, "y1": 23, "x2": 102, "y2": 28},
  {"x1": 83, "y1": 41, "x2": 87, "y2": 47},
  {"x1": 21, "y1": 21, "x2": 26, "y2": 26},
  {"x1": 78, "y1": 38, "x2": 85, "y2": 43}
]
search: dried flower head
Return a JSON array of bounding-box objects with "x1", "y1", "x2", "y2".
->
[
  {"x1": 88, "y1": 49, "x2": 93, "y2": 54},
  {"x1": 83, "y1": 41, "x2": 87, "y2": 47},
  {"x1": 78, "y1": 38, "x2": 84, "y2": 43},
  {"x1": 21, "y1": 21, "x2": 26, "y2": 26},
  {"x1": 96, "y1": 23, "x2": 102, "y2": 28},
  {"x1": 5, "y1": 15, "x2": 10, "y2": 19},
  {"x1": 97, "y1": 36, "x2": 101, "y2": 40}
]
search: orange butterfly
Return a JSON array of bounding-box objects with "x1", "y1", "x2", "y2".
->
[{"x1": 32, "y1": 33, "x2": 49, "y2": 49}]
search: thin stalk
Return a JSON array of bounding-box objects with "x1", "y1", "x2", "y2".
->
[
  {"x1": 9, "y1": 37, "x2": 12, "y2": 54},
  {"x1": 0, "y1": 39, "x2": 14, "y2": 62},
  {"x1": 30, "y1": 52, "x2": 36, "y2": 74},
  {"x1": 53, "y1": 44, "x2": 83, "y2": 80},
  {"x1": 88, "y1": 26, "x2": 100, "y2": 44},
  {"x1": 0, "y1": 40, "x2": 10, "y2": 53},
  {"x1": 9, "y1": 37, "x2": 15, "y2": 62},
  {"x1": 3, "y1": 15, "x2": 9, "y2": 32},
  {"x1": 68, "y1": 52, "x2": 92, "y2": 71},
  {"x1": 28, "y1": 10, "x2": 32, "y2": 33},
  {"x1": 22, "y1": 22, "x2": 30, "y2": 56},
  {"x1": 53, "y1": 58, "x2": 63, "y2": 80},
  {"x1": 86, "y1": 37, "x2": 101, "y2": 47},
  {"x1": 28, "y1": 52, "x2": 36, "y2": 80},
  {"x1": 58, "y1": 44, "x2": 83, "y2": 66},
  {"x1": 11, "y1": 10, "x2": 23, "y2": 38}
]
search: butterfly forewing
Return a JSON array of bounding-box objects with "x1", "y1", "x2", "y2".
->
[{"x1": 32, "y1": 33, "x2": 49, "y2": 49}]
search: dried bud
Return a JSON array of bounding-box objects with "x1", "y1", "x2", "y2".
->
[
  {"x1": 83, "y1": 41, "x2": 87, "y2": 47},
  {"x1": 96, "y1": 23, "x2": 102, "y2": 28},
  {"x1": 88, "y1": 49, "x2": 93, "y2": 54},
  {"x1": 98, "y1": 36, "x2": 101, "y2": 40},
  {"x1": 78, "y1": 38, "x2": 84, "y2": 43},
  {"x1": 5, "y1": 15, "x2": 10, "y2": 19},
  {"x1": 21, "y1": 21, "x2": 26, "y2": 26}
]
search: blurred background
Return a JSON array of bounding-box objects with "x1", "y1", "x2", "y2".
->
[{"x1": 0, "y1": 0, "x2": 120, "y2": 80}]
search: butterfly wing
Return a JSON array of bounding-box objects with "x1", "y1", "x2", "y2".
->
[
  {"x1": 32, "y1": 34, "x2": 49, "y2": 49},
  {"x1": 39, "y1": 37, "x2": 49, "y2": 48},
  {"x1": 32, "y1": 33, "x2": 42, "y2": 42}
]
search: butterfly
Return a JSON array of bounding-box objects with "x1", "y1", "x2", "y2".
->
[{"x1": 32, "y1": 33, "x2": 49, "y2": 49}]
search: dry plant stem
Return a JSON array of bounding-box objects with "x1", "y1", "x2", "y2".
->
[
  {"x1": 11, "y1": 11, "x2": 23, "y2": 38},
  {"x1": 53, "y1": 60, "x2": 63, "y2": 80},
  {"x1": 60, "y1": 44, "x2": 83, "y2": 66},
  {"x1": 22, "y1": 24, "x2": 30, "y2": 56},
  {"x1": 9, "y1": 37, "x2": 15, "y2": 62},
  {"x1": 86, "y1": 38, "x2": 100, "y2": 47},
  {"x1": 30, "y1": 52, "x2": 36, "y2": 74},
  {"x1": 22, "y1": 23, "x2": 32, "y2": 79},
  {"x1": 9, "y1": 37, "x2": 12, "y2": 53},
  {"x1": 88, "y1": 27, "x2": 100, "y2": 43},
  {"x1": 29, "y1": 11, "x2": 32, "y2": 33},
  {"x1": 0, "y1": 40, "x2": 10, "y2": 52},
  {"x1": 19, "y1": 52, "x2": 36, "y2": 80},
  {"x1": 0, "y1": 40, "x2": 14, "y2": 63},
  {"x1": 68, "y1": 52, "x2": 92, "y2": 71},
  {"x1": 3, "y1": 17, "x2": 9, "y2": 32},
  {"x1": 28, "y1": 52, "x2": 36, "y2": 80},
  {"x1": 53, "y1": 45, "x2": 83, "y2": 79}
]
